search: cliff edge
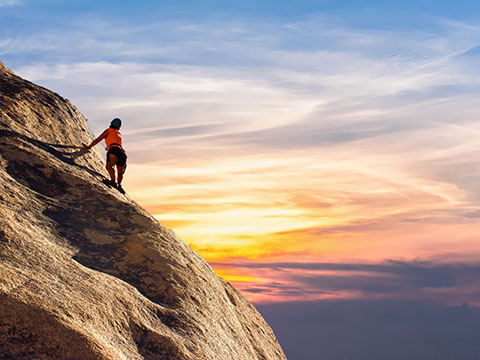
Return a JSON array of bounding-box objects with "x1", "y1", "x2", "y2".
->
[{"x1": 0, "y1": 61, "x2": 286, "y2": 360}]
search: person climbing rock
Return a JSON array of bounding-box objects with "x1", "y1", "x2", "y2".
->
[{"x1": 83, "y1": 118, "x2": 127, "y2": 194}]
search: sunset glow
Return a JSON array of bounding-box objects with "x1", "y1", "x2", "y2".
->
[
  {"x1": 7, "y1": 0, "x2": 480, "y2": 309},
  {"x1": 124, "y1": 126, "x2": 480, "y2": 303}
]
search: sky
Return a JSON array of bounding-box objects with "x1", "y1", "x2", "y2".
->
[{"x1": 2, "y1": 1, "x2": 480, "y2": 358}]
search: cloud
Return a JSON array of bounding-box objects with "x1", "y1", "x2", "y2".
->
[
  {"x1": 12, "y1": 16, "x2": 480, "y2": 155},
  {"x1": 212, "y1": 259, "x2": 480, "y2": 304},
  {"x1": 126, "y1": 124, "x2": 228, "y2": 140},
  {"x1": 15, "y1": 55, "x2": 480, "y2": 285},
  {"x1": 0, "y1": 0, "x2": 21, "y2": 7},
  {"x1": 10, "y1": 14, "x2": 480, "y2": 141},
  {"x1": 7, "y1": 10, "x2": 480, "y2": 297}
]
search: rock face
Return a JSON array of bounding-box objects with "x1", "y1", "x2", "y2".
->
[{"x1": 0, "y1": 61, "x2": 287, "y2": 360}]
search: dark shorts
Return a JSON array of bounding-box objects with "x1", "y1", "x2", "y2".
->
[{"x1": 107, "y1": 146, "x2": 127, "y2": 167}]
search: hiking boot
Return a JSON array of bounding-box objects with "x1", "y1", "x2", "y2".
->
[
  {"x1": 117, "y1": 184, "x2": 126, "y2": 194},
  {"x1": 102, "y1": 179, "x2": 116, "y2": 188}
]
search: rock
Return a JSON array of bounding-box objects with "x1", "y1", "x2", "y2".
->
[{"x1": 0, "y1": 60, "x2": 286, "y2": 360}]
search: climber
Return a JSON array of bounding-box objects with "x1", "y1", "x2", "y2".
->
[{"x1": 83, "y1": 118, "x2": 127, "y2": 194}]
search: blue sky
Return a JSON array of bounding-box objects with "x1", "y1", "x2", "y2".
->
[
  {"x1": 4, "y1": 1, "x2": 480, "y2": 64},
  {"x1": 3, "y1": 1, "x2": 480, "y2": 359}
]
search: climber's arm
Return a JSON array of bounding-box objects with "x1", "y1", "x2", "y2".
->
[{"x1": 84, "y1": 129, "x2": 109, "y2": 152}]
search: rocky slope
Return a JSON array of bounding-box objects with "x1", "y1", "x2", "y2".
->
[{"x1": 0, "y1": 61, "x2": 287, "y2": 360}]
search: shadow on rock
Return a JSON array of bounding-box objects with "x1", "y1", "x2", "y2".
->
[{"x1": 0, "y1": 128, "x2": 104, "y2": 179}]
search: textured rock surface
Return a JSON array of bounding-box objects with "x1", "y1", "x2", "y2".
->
[{"x1": 0, "y1": 61, "x2": 286, "y2": 360}]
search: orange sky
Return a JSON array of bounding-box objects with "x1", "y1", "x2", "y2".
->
[
  {"x1": 122, "y1": 125, "x2": 480, "y2": 303},
  {"x1": 15, "y1": 18, "x2": 480, "y2": 304}
]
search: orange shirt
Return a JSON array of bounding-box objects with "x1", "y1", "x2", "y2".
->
[{"x1": 105, "y1": 128, "x2": 122, "y2": 150}]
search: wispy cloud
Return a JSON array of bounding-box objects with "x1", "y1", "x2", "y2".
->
[
  {"x1": 213, "y1": 259, "x2": 480, "y2": 304},
  {"x1": 0, "y1": 0, "x2": 22, "y2": 7},
  {"x1": 8, "y1": 11, "x2": 480, "y2": 303}
]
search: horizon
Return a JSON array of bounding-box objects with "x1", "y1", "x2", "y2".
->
[{"x1": 3, "y1": 1, "x2": 480, "y2": 358}]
